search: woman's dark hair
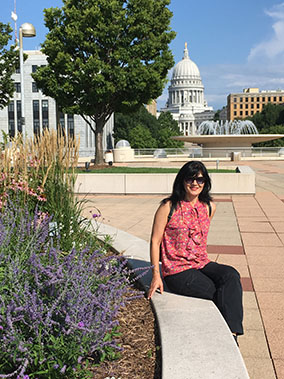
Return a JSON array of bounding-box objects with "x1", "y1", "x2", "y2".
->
[{"x1": 162, "y1": 161, "x2": 212, "y2": 208}]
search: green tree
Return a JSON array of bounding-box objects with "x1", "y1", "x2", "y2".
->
[
  {"x1": 250, "y1": 103, "x2": 282, "y2": 131},
  {"x1": 129, "y1": 123, "x2": 157, "y2": 148},
  {"x1": 157, "y1": 111, "x2": 183, "y2": 147},
  {"x1": 33, "y1": 0, "x2": 176, "y2": 164},
  {"x1": 214, "y1": 109, "x2": 221, "y2": 121},
  {"x1": 114, "y1": 107, "x2": 184, "y2": 148},
  {"x1": 114, "y1": 105, "x2": 160, "y2": 144},
  {"x1": 253, "y1": 125, "x2": 284, "y2": 147},
  {"x1": 0, "y1": 23, "x2": 19, "y2": 109}
]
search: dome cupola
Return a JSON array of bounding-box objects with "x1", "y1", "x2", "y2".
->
[{"x1": 172, "y1": 42, "x2": 201, "y2": 79}]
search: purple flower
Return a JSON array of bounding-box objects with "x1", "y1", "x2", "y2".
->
[
  {"x1": 0, "y1": 197, "x2": 148, "y2": 376},
  {"x1": 92, "y1": 213, "x2": 100, "y2": 218}
]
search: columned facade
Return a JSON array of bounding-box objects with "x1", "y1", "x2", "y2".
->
[
  {"x1": 161, "y1": 43, "x2": 214, "y2": 135},
  {"x1": 0, "y1": 50, "x2": 114, "y2": 157}
]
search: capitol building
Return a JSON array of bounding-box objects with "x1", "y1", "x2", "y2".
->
[{"x1": 161, "y1": 43, "x2": 214, "y2": 135}]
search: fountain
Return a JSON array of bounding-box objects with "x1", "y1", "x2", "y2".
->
[
  {"x1": 197, "y1": 120, "x2": 259, "y2": 135},
  {"x1": 172, "y1": 119, "x2": 284, "y2": 159}
]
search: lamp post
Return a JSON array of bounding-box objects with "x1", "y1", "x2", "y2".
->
[{"x1": 19, "y1": 22, "x2": 36, "y2": 132}]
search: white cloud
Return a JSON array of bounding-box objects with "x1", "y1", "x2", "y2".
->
[{"x1": 248, "y1": 2, "x2": 284, "y2": 62}]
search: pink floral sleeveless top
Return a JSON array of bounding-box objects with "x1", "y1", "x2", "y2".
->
[{"x1": 161, "y1": 200, "x2": 211, "y2": 277}]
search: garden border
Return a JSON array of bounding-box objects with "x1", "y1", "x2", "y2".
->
[
  {"x1": 96, "y1": 222, "x2": 250, "y2": 379},
  {"x1": 75, "y1": 166, "x2": 255, "y2": 195}
]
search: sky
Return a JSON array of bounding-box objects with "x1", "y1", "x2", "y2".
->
[{"x1": 2, "y1": 0, "x2": 284, "y2": 111}]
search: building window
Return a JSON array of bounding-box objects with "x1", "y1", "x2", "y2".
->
[
  {"x1": 240, "y1": 97, "x2": 243, "y2": 102},
  {"x1": 268, "y1": 97, "x2": 271, "y2": 101},
  {"x1": 251, "y1": 111, "x2": 254, "y2": 115},
  {"x1": 245, "y1": 104, "x2": 248, "y2": 109},
  {"x1": 251, "y1": 97, "x2": 254, "y2": 102},
  {"x1": 257, "y1": 97, "x2": 260, "y2": 102},
  {"x1": 32, "y1": 82, "x2": 39, "y2": 93},
  {"x1": 234, "y1": 104, "x2": 237, "y2": 109},
  {"x1": 274, "y1": 97, "x2": 277, "y2": 101},
  {"x1": 240, "y1": 111, "x2": 243, "y2": 116},
  {"x1": 67, "y1": 114, "x2": 74, "y2": 138},
  {"x1": 33, "y1": 100, "x2": 40, "y2": 136},
  {"x1": 262, "y1": 97, "x2": 266, "y2": 102},
  {"x1": 14, "y1": 82, "x2": 21, "y2": 93},
  {"x1": 32, "y1": 65, "x2": 38, "y2": 73},
  {"x1": 257, "y1": 103, "x2": 260, "y2": 109},
  {"x1": 8, "y1": 102, "x2": 15, "y2": 138},
  {"x1": 233, "y1": 97, "x2": 237, "y2": 102},
  {"x1": 42, "y1": 100, "x2": 49, "y2": 129},
  {"x1": 251, "y1": 104, "x2": 254, "y2": 108},
  {"x1": 240, "y1": 104, "x2": 243, "y2": 109},
  {"x1": 58, "y1": 111, "x2": 65, "y2": 135},
  {"x1": 280, "y1": 96, "x2": 282, "y2": 102},
  {"x1": 234, "y1": 111, "x2": 237, "y2": 116},
  {"x1": 245, "y1": 111, "x2": 248, "y2": 115},
  {"x1": 245, "y1": 97, "x2": 248, "y2": 102},
  {"x1": 16, "y1": 100, "x2": 22, "y2": 133}
]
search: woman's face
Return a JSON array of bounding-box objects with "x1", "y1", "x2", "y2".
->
[{"x1": 184, "y1": 171, "x2": 205, "y2": 199}]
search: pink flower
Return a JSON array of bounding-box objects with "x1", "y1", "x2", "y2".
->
[{"x1": 37, "y1": 195, "x2": 47, "y2": 202}]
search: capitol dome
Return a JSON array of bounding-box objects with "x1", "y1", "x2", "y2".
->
[
  {"x1": 161, "y1": 42, "x2": 214, "y2": 137},
  {"x1": 172, "y1": 44, "x2": 201, "y2": 79}
]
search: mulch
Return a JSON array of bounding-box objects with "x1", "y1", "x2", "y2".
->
[{"x1": 91, "y1": 293, "x2": 161, "y2": 379}]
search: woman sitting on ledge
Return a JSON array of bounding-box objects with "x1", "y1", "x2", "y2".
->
[{"x1": 147, "y1": 161, "x2": 243, "y2": 343}]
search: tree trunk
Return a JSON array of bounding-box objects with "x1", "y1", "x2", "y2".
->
[{"x1": 94, "y1": 117, "x2": 106, "y2": 165}]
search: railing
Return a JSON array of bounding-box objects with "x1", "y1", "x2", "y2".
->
[{"x1": 133, "y1": 147, "x2": 284, "y2": 158}]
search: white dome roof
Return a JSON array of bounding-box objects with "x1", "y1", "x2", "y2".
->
[{"x1": 172, "y1": 44, "x2": 201, "y2": 79}]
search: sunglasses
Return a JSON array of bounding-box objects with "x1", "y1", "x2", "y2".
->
[{"x1": 185, "y1": 177, "x2": 206, "y2": 185}]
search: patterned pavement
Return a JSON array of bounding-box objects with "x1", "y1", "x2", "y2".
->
[{"x1": 78, "y1": 159, "x2": 284, "y2": 379}]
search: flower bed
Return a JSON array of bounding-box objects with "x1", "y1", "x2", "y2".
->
[{"x1": 0, "y1": 131, "x2": 146, "y2": 378}]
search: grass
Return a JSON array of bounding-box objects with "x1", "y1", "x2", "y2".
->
[{"x1": 75, "y1": 167, "x2": 236, "y2": 174}]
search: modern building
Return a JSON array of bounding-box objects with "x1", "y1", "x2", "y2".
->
[
  {"x1": 0, "y1": 50, "x2": 114, "y2": 157},
  {"x1": 227, "y1": 88, "x2": 284, "y2": 121},
  {"x1": 161, "y1": 43, "x2": 214, "y2": 135}
]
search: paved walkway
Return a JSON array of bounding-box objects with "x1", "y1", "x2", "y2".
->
[{"x1": 79, "y1": 159, "x2": 284, "y2": 379}]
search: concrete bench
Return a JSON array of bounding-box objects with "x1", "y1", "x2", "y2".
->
[{"x1": 96, "y1": 222, "x2": 249, "y2": 379}]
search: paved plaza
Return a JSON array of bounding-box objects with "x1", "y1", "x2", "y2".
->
[{"x1": 79, "y1": 159, "x2": 284, "y2": 379}]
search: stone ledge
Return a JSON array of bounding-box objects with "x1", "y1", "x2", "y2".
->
[
  {"x1": 75, "y1": 166, "x2": 255, "y2": 195},
  {"x1": 96, "y1": 222, "x2": 249, "y2": 379}
]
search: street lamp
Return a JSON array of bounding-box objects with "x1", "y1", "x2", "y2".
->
[{"x1": 19, "y1": 22, "x2": 36, "y2": 131}]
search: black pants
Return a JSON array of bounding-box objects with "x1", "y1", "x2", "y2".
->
[{"x1": 164, "y1": 262, "x2": 244, "y2": 335}]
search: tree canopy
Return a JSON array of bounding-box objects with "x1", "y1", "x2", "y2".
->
[
  {"x1": 33, "y1": 0, "x2": 176, "y2": 163},
  {"x1": 0, "y1": 23, "x2": 19, "y2": 109},
  {"x1": 248, "y1": 103, "x2": 284, "y2": 131},
  {"x1": 114, "y1": 106, "x2": 184, "y2": 148},
  {"x1": 248, "y1": 103, "x2": 284, "y2": 147}
]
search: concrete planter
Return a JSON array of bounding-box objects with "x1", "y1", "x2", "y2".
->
[{"x1": 75, "y1": 166, "x2": 255, "y2": 195}]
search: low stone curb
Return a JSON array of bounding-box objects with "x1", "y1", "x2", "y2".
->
[
  {"x1": 96, "y1": 222, "x2": 250, "y2": 379},
  {"x1": 75, "y1": 165, "x2": 255, "y2": 195}
]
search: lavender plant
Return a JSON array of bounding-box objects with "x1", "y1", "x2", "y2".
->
[{"x1": 0, "y1": 199, "x2": 142, "y2": 378}]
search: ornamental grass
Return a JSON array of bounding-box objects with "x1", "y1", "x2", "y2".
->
[{"x1": 0, "y1": 131, "x2": 146, "y2": 378}]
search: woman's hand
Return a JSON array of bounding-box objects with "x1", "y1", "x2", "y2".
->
[{"x1": 147, "y1": 274, "x2": 164, "y2": 299}]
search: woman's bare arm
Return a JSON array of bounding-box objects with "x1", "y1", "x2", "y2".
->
[
  {"x1": 209, "y1": 201, "x2": 216, "y2": 221},
  {"x1": 147, "y1": 201, "x2": 170, "y2": 299}
]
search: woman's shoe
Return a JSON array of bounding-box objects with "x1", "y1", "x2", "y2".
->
[{"x1": 233, "y1": 334, "x2": 239, "y2": 347}]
